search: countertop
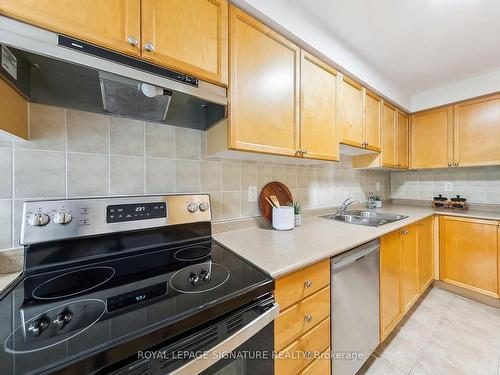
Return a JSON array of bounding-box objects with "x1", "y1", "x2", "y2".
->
[
  {"x1": 0, "y1": 272, "x2": 21, "y2": 294},
  {"x1": 214, "y1": 204, "x2": 500, "y2": 278}
]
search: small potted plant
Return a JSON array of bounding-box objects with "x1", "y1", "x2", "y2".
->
[
  {"x1": 293, "y1": 202, "x2": 302, "y2": 226},
  {"x1": 368, "y1": 192, "x2": 382, "y2": 208}
]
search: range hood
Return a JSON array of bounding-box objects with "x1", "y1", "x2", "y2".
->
[{"x1": 0, "y1": 16, "x2": 226, "y2": 130}]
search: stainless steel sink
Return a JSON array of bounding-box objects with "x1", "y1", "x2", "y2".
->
[{"x1": 321, "y1": 210, "x2": 408, "y2": 227}]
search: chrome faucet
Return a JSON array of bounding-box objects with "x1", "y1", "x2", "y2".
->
[{"x1": 337, "y1": 197, "x2": 360, "y2": 215}]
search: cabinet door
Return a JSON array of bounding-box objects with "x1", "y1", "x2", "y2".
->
[
  {"x1": 381, "y1": 102, "x2": 397, "y2": 167},
  {"x1": 300, "y1": 51, "x2": 339, "y2": 161},
  {"x1": 411, "y1": 106, "x2": 453, "y2": 169},
  {"x1": 397, "y1": 111, "x2": 409, "y2": 169},
  {"x1": 340, "y1": 76, "x2": 363, "y2": 148},
  {"x1": 0, "y1": 0, "x2": 141, "y2": 57},
  {"x1": 141, "y1": 0, "x2": 228, "y2": 86},
  {"x1": 380, "y1": 231, "x2": 403, "y2": 341},
  {"x1": 440, "y1": 216, "x2": 499, "y2": 298},
  {"x1": 228, "y1": 6, "x2": 300, "y2": 156},
  {"x1": 363, "y1": 90, "x2": 382, "y2": 151},
  {"x1": 454, "y1": 94, "x2": 500, "y2": 167},
  {"x1": 0, "y1": 78, "x2": 28, "y2": 140},
  {"x1": 401, "y1": 226, "x2": 419, "y2": 312},
  {"x1": 417, "y1": 217, "x2": 434, "y2": 293}
]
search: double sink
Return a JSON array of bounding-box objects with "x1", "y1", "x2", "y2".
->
[{"x1": 322, "y1": 210, "x2": 408, "y2": 227}]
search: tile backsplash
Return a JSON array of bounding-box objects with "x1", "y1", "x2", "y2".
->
[
  {"x1": 0, "y1": 103, "x2": 392, "y2": 251},
  {"x1": 392, "y1": 168, "x2": 500, "y2": 203}
]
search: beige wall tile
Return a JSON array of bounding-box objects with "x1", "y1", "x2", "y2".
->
[
  {"x1": 272, "y1": 165, "x2": 286, "y2": 183},
  {"x1": 110, "y1": 117, "x2": 144, "y2": 156},
  {"x1": 0, "y1": 149, "x2": 12, "y2": 198},
  {"x1": 0, "y1": 140, "x2": 13, "y2": 148},
  {"x1": 221, "y1": 191, "x2": 240, "y2": 219},
  {"x1": 208, "y1": 192, "x2": 222, "y2": 220},
  {"x1": 221, "y1": 162, "x2": 241, "y2": 191},
  {"x1": 146, "y1": 158, "x2": 174, "y2": 194},
  {"x1": 175, "y1": 160, "x2": 200, "y2": 193},
  {"x1": 14, "y1": 150, "x2": 66, "y2": 198},
  {"x1": 16, "y1": 104, "x2": 65, "y2": 151},
  {"x1": 241, "y1": 163, "x2": 257, "y2": 190},
  {"x1": 241, "y1": 191, "x2": 259, "y2": 217},
  {"x1": 110, "y1": 156, "x2": 144, "y2": 195},
  {"x1": 201, "y1": 160, "x2": 221, "y2": 192},
  {"x1": 0, "y1": 200, "x2": 12, "y2": 249},
  {"x1": 175, "y1": 127, "x2": 199, "y2": 160},
  {"x1": 257, "y1": 164, "x2": 273, "y2": 190},
  {"x1": 68, "y1": 153, "x2": 108, "y2": 197},
  {"x1": 285, "y1": 166, "x2": 297, "y2": 188},
  {"x1": 145, "y1": 123, "x2": 174, "y2": 158},
  {"x1": 297, "y1": 167, "x2": 308, "y2": 188},
  {"x1": 67, "y1": 109, "x2": 109, "y2": 153}
]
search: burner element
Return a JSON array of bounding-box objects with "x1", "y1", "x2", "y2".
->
[
  {"x1": 174, "y1": 245, "x2": 211, "y2": 261},
  {"x1": 32, "y1": 266, "x2": 115, "y2": 300},
  {"x1": 170, "y1": 263, "x2": 230, "y2": 294}
]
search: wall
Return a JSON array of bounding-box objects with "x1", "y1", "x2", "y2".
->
[
  {"x1": 392, "y1": 168, "x2": 500, "y2": 204},
  {"x1": 0, "y1": 104, "x2": 391, "y2": 251}
]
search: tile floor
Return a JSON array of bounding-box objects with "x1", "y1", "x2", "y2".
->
[{"x1": 358, "y1": 287, "x2": 500, "y2": 375}]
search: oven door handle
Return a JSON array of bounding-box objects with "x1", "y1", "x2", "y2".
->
[{"x1": 170, "y1": 303, "x2": 279, "y2": 375}]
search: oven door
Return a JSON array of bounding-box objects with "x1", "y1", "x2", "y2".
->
[{"x1": 169, "y1": 298, "x2": 278, "y2": 375}]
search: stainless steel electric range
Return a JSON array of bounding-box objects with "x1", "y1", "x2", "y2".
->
[{"x1": 0, "y1": 195, "x2": 277, "y2": 375}]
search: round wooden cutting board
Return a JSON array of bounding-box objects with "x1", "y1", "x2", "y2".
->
[{"x1": 259, "y1": 181, "x2": 293, "y2": 222}]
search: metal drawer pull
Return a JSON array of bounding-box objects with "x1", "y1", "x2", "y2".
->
[
  {"x1": 401, "y1": 230, "x2": 409, "y2": 235},
  {"x1": 304, "y1": 280, "x2": 312, "y2": 288},
  {"x1": 304, "y1": 314, "x2": 312, "y2": 322},
  {"x1": 127, "y1": 36, "x2": 139, "y2": 47},
  {"x1": 144, "y1": 42, "x2": 155, "y2": 52}
]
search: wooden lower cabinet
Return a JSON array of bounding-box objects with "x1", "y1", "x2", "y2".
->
[
  {"x1": 439, "y1": 216, "x2": 499, "y2": 298},
  {"x1": 380, "y1": 217, "x2": 434, "y2": 341},
  {"x1": 274, "y1": 259, "x2": 331, "y2": 374}
]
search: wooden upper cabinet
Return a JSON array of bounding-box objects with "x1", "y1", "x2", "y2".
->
[
  {"x1": 440, "y1": 216, "x2": 499, "y2": 298},
  {"x1": 417, "y1": 217, "x2": 434, "y2": 293},
  {"x1": 0, "y1": 0, "x2": 141, "y2": 57},
  {"x1": 363, "y1": 90, "x2": 382, "y2": 151},
  {"x1": 411, "y1": 106, "x2": 453, "y2": 169},
  {"x1": 397, "y1": 111, "x2": 409, "y2": 169},
  {"x1": 380, "y1": 231, "x2": 403, "y2": 341},
  {"x1": 228, "y1": 6, "x2": 300, "y2": 156},
  {"x1": 0, "y1": 78, "x2": 28, "y2": 140},
  {"x1": 400, "y1": 225, "x2": 418, "y2": 312},
  {"x1": 381, "y1": 102, "x2": 397, "y2": 167},
  {"x1": 340, "y1": 76, "x2": 363, "y2": 148},
  {"x1": 300, "y1": 51, "x2": 339, "y2": 161},
  {"x1": 453, "y1": 94, "x2": 500, "y2": 167},
  {"x1": 141, "y1": 0, "x2": 228, "y2": 86}
]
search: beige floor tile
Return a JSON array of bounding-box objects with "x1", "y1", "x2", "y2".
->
[{"x1": 357, "y1": 355, "x2": 406, "y2": 375}]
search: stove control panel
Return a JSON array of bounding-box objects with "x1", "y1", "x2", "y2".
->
[{"x1": 20, "y1": 195, "x2": 212, "y2": 245}]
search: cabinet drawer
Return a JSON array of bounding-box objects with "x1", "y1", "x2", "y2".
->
[
  {"x1": 299, "y1": 348, "x2": 331, "y2": 375},
  {"x1": 275, "y1": 317, "x2": 330, "y2": 375},
  {"x1": 275, "y1": 286, "x2": 330, "y2": 350},
  {"x1": 275, "y1": 259, "x2": 330, "y2": 310}
]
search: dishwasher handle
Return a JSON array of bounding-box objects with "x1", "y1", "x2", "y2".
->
[{"x1": 332, "y1": 241, "x2": 380, "y2": 272}]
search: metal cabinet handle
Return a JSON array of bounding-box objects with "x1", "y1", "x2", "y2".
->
[
  {"x1": 302, "y1": 149, "x2": 308, "y2": 154},
  {"x1": 448, "y1": 163, "x2": 452, "y2": 167},
  {"x1": 127, "y1": 36, "x2": 139, "y2": 47},
  {"x1": 144, "y1": 42, "x2": 155, "y2": 52},
  {"x1": 304, "y1": 314, "x2": 312, "y2": 322},
  {"x1": 304, "y1": 280, "x2": 312, "y2": 288},
  {"x1": 400, "y1": 230, "x2": 409, "y2": 235},
  {"x1": 454, "y1": 162, "x2": 459, "y2": 166}
]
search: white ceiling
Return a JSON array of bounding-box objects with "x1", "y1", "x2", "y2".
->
[{"x1": 290, "y1": 0, "x2": 500, "y2": 99}]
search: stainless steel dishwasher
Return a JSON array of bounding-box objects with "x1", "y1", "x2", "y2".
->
[{"x1": 331, "y1": 239, "x2": 380, "y2": 375}]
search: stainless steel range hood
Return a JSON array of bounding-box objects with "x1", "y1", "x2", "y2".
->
[{"x1": 0, "y1": 16, "x2": 227, "y2": 130}]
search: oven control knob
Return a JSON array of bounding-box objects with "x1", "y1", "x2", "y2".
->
[
  {"x1": 54, "y1": 309, "x2": 73, "y2": 329},
  {"x1": 200, "y1": 270, "x2": 211, "y2": 281},
  {"x1": 187, "y1": 203, "x2": 198, "y2": 213},
  {"x1": 28, "y1": 213, "x2": 50, "y2": 227},
  {"x1": 199, "y1": 202, "x2": 209, "y2": 212},
  {"x1": 28, "y1": 316, "x2": 50, "y2": 337},
  {"x1": 53, "y1": 211, "x2": 72, "y2": 225}
]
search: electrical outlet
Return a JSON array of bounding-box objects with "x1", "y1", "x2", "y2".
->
[
  {"x1": 376, "y1": 182, "x2": 380, "y2": 191},
  {"x1": 248, "y1": 186, "x2": 257, "y2": 202},
  {"x1": 444, "y1": 182, "x2": 453, "y2": 192}
]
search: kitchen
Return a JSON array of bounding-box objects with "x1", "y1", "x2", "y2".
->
[{"x1": 0, "y1": 0, "x2": 500, "y2": 374}]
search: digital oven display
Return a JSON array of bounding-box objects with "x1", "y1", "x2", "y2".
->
[{"x1": 106, "y1": 202, "x2": 167, "y2": 223}]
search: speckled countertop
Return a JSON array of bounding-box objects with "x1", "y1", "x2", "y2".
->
[
  {"x1": 214, "y1": 203, "x2": 500, "y2": 278},
  {"x1": 0, "y1": 248, "x2": 23, "y2": 294}
]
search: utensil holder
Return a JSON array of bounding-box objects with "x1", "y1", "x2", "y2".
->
[{"x1": 272, "y1": 206, "x2": 294, "y2": 230}]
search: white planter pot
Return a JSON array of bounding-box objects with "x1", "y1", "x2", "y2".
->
[
  {"x1": 294, "y1": 214, "x2": 302, "y2": 226},
  {"x1": 375, "y1": 201, "x2": 382, "y2": 208}
]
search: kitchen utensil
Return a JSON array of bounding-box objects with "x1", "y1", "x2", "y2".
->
[
  {"x1": 259, "y1": 182, "x2": 293, "y2": 223},
  {"x1": 269, "y1": 195, "x2": 281, "y2": 207}
]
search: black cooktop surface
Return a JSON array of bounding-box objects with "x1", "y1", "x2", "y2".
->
[{"x1": 0, "y1": 239, "x2": 273, "y2": 375}]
